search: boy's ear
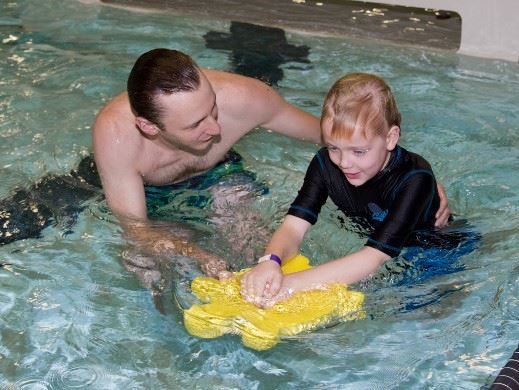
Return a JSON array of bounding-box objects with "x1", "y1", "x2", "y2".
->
[
  {"x1": 386, "y1": 126, "x2": 400, "y2": 151},
  {"x1": 135, "y1": 117, "x2": 161, "y2": 136}
]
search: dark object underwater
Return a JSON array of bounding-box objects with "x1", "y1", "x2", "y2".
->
[
  {"x1": 204, "y1": 21, "x2": 310, "y2": 85},
  {"x1": 0, "y1": 155, "x2": 101, "y2": 246}
]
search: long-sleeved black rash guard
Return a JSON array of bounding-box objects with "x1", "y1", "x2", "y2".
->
[{"x1": 287, "y1": 145, "x2": 440, "y2": 257}]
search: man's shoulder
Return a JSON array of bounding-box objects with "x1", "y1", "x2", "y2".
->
[
  {"x1": 92, "y1": 93, "x2": 142, "y2": 167},
  {"x1": 203, "y1": 68, "x2": 254, "y2": 85},
  {"x1": 93, "y1": 93, "x2": 131, "y2": 128},
  {"x1": 93, "y1": 94, "x2": 137, "y2": 140},
  {"x1": 204, "y1": 68, "x2": 270, "y2": 100},
  {"x1": 204, "y1": 68, "x2": 283, "y2": 128}
]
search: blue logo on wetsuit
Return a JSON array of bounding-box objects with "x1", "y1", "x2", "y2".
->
[{"x1": 368, "y1": 202, "x2": 388, "y2": 222}]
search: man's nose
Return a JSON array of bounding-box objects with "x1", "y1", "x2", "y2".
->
[{"x1": 205, "y1": 116, "x2": 221, "y2": 136}]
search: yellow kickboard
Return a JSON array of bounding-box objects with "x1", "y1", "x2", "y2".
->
[{"x1": 183, "y1": 254, "x2": 365, "y2": 350}]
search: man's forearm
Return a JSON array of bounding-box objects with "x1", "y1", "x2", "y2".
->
[{"x1": 121, "y1": 218, "x2": 228, "y2": 276}]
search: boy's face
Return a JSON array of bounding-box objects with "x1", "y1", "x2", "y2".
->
[{"x1": 322, "y1": 119, "x2": 399, "y2": 187}]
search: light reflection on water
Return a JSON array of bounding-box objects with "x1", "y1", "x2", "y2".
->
[{"x1": 0, "y1": 0, "x2": 519, "y2": 388}]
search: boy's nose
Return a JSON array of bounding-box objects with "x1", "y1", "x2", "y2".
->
[{"x1": 339, "y1": 154, "x2": 352, "y2": 169}]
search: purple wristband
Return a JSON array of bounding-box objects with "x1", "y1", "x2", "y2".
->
[
  {"x1": 258, "y1": 253, "x2": 282, "y2": 266},
  {"x1": 269, "y1": 254, "x2": 282, "y2": 266}
]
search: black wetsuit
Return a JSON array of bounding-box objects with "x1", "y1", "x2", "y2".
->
[
  {"x1": 287, "y1": 145, "x2": 440, "y2": 257},
  {"x1": 287, "y1": 145, "x2": 481, "y2": 285}
]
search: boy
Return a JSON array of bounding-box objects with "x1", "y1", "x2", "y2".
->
[{"x1": 241, "y1": 73, "x2": 446, "y2": 305}]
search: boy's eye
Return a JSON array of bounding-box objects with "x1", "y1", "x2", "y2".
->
[
  {"x1": 328, "y1": 146, "x2": 339, "y2": 152},
  {"x1": 353, "y1": 149, "x2": 368, "y2": 156}
]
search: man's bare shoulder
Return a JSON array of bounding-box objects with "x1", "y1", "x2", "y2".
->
[
  {"x1": 202, "y1": 69, "x2": 283, "y2": 124},
  {"x1": 204, "y1": 69, "x2": 275, "y2": 103},
  {"x1": 92, "y1": 93, "x2": 142, "y2": 168},
  {"x1": 203, "y1": 68, "x2": 252, "y2": 87},
  {"x1": 93, "y1": 93, "x2": 133, "y2": 133}
]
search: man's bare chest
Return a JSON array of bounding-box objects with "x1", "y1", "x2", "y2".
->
[{"x1": 141, "y1": 149, "x2": 229, "y2": 186}]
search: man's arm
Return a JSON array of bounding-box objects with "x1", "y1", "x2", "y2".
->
[
  {"x1": 213, "y1": 71, "x2": 321, "y2": 144},
  {"x1": 435, "y1": 182, "x2": 450, "y2": 227},
  {"x1": 261, "y1": 96, "x2": 321, "y2": 144},
  {"x1": 92, "y1": 100, "x2": 149, "y2": 221},
  {"x1": 97, "y1": 156, "x2": 228, "y2": 276},
  {"x1": 92, "y1": 107, "x2": 228, "y2": 276},
  {"x1": 215, "y1": 71, "x2": 450, "y2": 224}
]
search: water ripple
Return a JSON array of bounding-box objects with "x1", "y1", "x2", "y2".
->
[
  {"x1": 48, "y1": 365, "x2": 100, "y2": 389},
  {"x1": 13, "y1": 377, "x2": 51, "y2": 390},
  {"x1": 0, "y1": 291, "x2": 15, "y2": 315}
]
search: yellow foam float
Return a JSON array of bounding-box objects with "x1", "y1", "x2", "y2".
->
[{"x1": 183, "y1": 254, "x2": 365, "y2": 350}]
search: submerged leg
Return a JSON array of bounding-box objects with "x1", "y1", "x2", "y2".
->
[{"x1": 0, "y1": 154, "x2": 101, "y2": 246}]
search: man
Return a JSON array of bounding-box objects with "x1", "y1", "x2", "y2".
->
[{"x1": 92, "y1": 48, "x2": 450, "y2": 277}]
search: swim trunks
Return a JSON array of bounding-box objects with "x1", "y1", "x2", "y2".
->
[
  {"x1": 398, "y1": 218, "x2": 480, "y2": 285},
  {"x1": 144, "y1": 150, "x2": 268, "y2": 219}
]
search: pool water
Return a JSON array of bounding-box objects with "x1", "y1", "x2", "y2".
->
[{"x1": 1, "y1": 0, "x2": 519, "y2": 388}]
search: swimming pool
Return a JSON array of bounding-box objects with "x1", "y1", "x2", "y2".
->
[{"x1": 1, "y1": 0, "x2": 519, "y2": 388}]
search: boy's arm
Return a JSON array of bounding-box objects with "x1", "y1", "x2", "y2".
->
[
  {"x1": 280, "y1": 246, "x2": 390, "y2": 294},
  {"x1": 241, "y1": 152, "x2": 328, "y2": 301},
  {"x1": 264, "y1": 215, "x2": 311, "y2": 261},
  {"x1": 269, "y1": 172, "x2": 435, "y2": 302}
]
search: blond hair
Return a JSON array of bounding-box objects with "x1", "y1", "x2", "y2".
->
[{"x1": 321, "y1": 73, "x2": 401, "y2": 139}]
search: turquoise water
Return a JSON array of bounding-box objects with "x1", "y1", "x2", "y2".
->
[{"x1": 1, "y1": 0, "x2": 519, "y2": 388}]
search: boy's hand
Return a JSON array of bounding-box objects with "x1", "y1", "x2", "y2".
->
[
  {"x1": 257, "y1": 273, "x2": 300, "y2": 307},
  {"x1": 241, "y1": 260, "x2": 283, "y2": 306}
]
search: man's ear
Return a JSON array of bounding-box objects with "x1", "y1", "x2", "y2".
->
[
  {"x1": 386, "y1": 126, "x2": 400, "y2": 151},
  {"x1": 135, "y1": 117, "x2": 161, "y2": 136}
]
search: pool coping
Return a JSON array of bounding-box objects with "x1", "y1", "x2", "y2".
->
[{"x1": 99, "y1": 0, "x2": 462, "y2": 52}]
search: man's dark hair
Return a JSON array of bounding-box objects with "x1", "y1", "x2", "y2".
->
[{"x1": 127, "y1": 48, "x2": 201, "y2": 129}]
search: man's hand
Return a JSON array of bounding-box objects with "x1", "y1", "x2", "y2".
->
[
  {"x1": 435, "y1": 182, "x2": 451, "y2": 228},
  {"x1": 200, "y1": 257, "x2": 229, "y2": 278}
]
